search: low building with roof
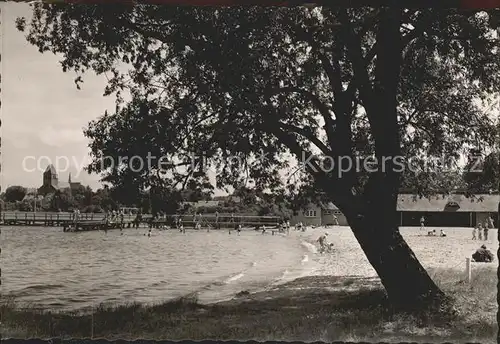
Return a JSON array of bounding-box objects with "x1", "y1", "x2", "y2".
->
[
  {"x1": 291, "y1": 201, "x2": 348, "y2": 226},
  {"x1": 291, "y1": 193, "x2": 499, "y2": 228},
  {"x1": 397, "y1": 193, "x2": 499, "y2": 227}
]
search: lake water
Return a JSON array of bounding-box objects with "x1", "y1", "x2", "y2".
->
[{"x1": 2, "y1": 226, "x2": 317, "y2": 312}]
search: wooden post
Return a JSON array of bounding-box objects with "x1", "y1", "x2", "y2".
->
[{"x1": 465, "y1": 257, "x2": 472, "y2": 283}]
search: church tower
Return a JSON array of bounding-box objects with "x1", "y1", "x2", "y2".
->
[
  {"x1": 68, "y1": 173, "x2": 73, "y2": 197},
  {"x1": 43, "y1": 165, "x2": 58, "y2": 189},
  {"x1": 38, "y1": 164, "x2": 58, "y2": 196}
]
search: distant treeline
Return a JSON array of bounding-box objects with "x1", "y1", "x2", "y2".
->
[{"x1": 0, "y1": 185, "x2": 295, "y2": 219}]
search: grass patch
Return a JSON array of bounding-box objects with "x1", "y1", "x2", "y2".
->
[{"x1": 1, "y1": 269, "x2": 496, "y2": 342}]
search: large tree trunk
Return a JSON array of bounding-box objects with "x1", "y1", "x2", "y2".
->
[
  {"x1": 340, "y1": 9, "x2": 445, "y2": 311},
  {"x1": 339, "y1": 192, "x2": 446, "y2": 311}
]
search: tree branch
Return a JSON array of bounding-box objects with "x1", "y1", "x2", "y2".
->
[
  {"x1": 274, "y1": 87, "x2": 337, "y2": 146},
  {"x1": 278, "y1": 122, "x2": 332, "y2": 155},
  {"x1": 338, "y1": 10, "x2": 375, "y2": 113}
]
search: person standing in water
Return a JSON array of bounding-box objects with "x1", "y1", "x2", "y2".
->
[
  {"x1": 193, "y1": 212, "x2": 199, "y2": 230},
  {"x1": 119, "y1": 209, "x2": 125, "y2": 229},
  {"x1": 230, "y1": 213, "x2": 235, "y2": 227}
]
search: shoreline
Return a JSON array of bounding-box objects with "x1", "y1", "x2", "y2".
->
[
  {"x1": 2, "y1": 225, "x2": 497, "y2": 342},
  {"x1": 2, "y1": 268, "x2": 496, "y2": 342}
]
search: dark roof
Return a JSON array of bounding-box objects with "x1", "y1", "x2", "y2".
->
[
  {"x1": 397, "y1": 194, "x2": 499, "y2": 212},
  {"x1": 182, "y1": 200, "x2": 221, "y2": 208},
  {"x1": 320, "y1": 202, "x2": 339, "y2": 210},
  {"x1": 44, "y1": 164, "x2": 57, "y2": 174}
]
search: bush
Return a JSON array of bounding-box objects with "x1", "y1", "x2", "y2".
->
[
  {"x1": 18, "y1": 200, "x2": 33, "y2": 212},
  {"x1": 82, "y1": 205, "x2": 104, "y2": 213}
]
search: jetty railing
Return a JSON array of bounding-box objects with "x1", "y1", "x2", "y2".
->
[
  {"x1": 150, "y1": 214, "x2": 281, "y2": 228},
  {"x1": 2, "y1": 211, "x2": 136, "y2": 226},
  {"x1": 1, "y1": 211, "x2": 282, "y2": 228}
]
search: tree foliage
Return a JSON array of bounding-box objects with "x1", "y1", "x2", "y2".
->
[
  {"x1": 16, "y1": 6, "x2": 500, "y2": 198},
  {"x1": 464, "y1": 151, "x2": 500, "y2": 193},
  {"x1": 4, "y1": 186, "x2": 27, "y2": 202},
  {"x1": 17, "y1": 5, "x2": 500, "y2": 310}
]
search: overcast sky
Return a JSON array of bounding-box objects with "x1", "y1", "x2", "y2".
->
[{"x1": 2, "y1": 3, "x2": 116, "y2": 191}]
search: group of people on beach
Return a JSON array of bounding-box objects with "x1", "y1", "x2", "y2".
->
[
  {"x1": 472, "y1": 219, "x2": 495, "y2": 240},
  {"x1": 420, "y1": 215, "x2": 496, "y2": 241}
]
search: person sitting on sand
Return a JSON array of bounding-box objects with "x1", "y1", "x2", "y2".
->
[
  {"x1": 440, "y1": 229, "x2": 446, "y2": 237},
  {"x1": 427, "y1": 229, "x2": 436, "y2": 236},
  {"x1": 472, "y1": 244, "x2": 494, "y2": 263},
  {"x1": 326, "y1": 242, "x2": 334, "y2": 253},
  {"x1": 317, "y1": 233, "x2": 328, "y2": 253}
]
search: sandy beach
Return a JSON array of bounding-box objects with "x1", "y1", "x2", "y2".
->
[{"x1": 288, "y1": 225, "x2": 497, "y2": 281}]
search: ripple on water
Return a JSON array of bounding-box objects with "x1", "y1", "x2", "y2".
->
[{"x1": 3, "y1": 226, "x2": 307, "y2": 311}]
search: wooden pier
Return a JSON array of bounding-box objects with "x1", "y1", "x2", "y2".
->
[
  {"x1": 2, "y1": 211, "x2": 282, "y2": 232},
  {"x1": 2, "y1": 212, "x2": 134, "y2": 226}
]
